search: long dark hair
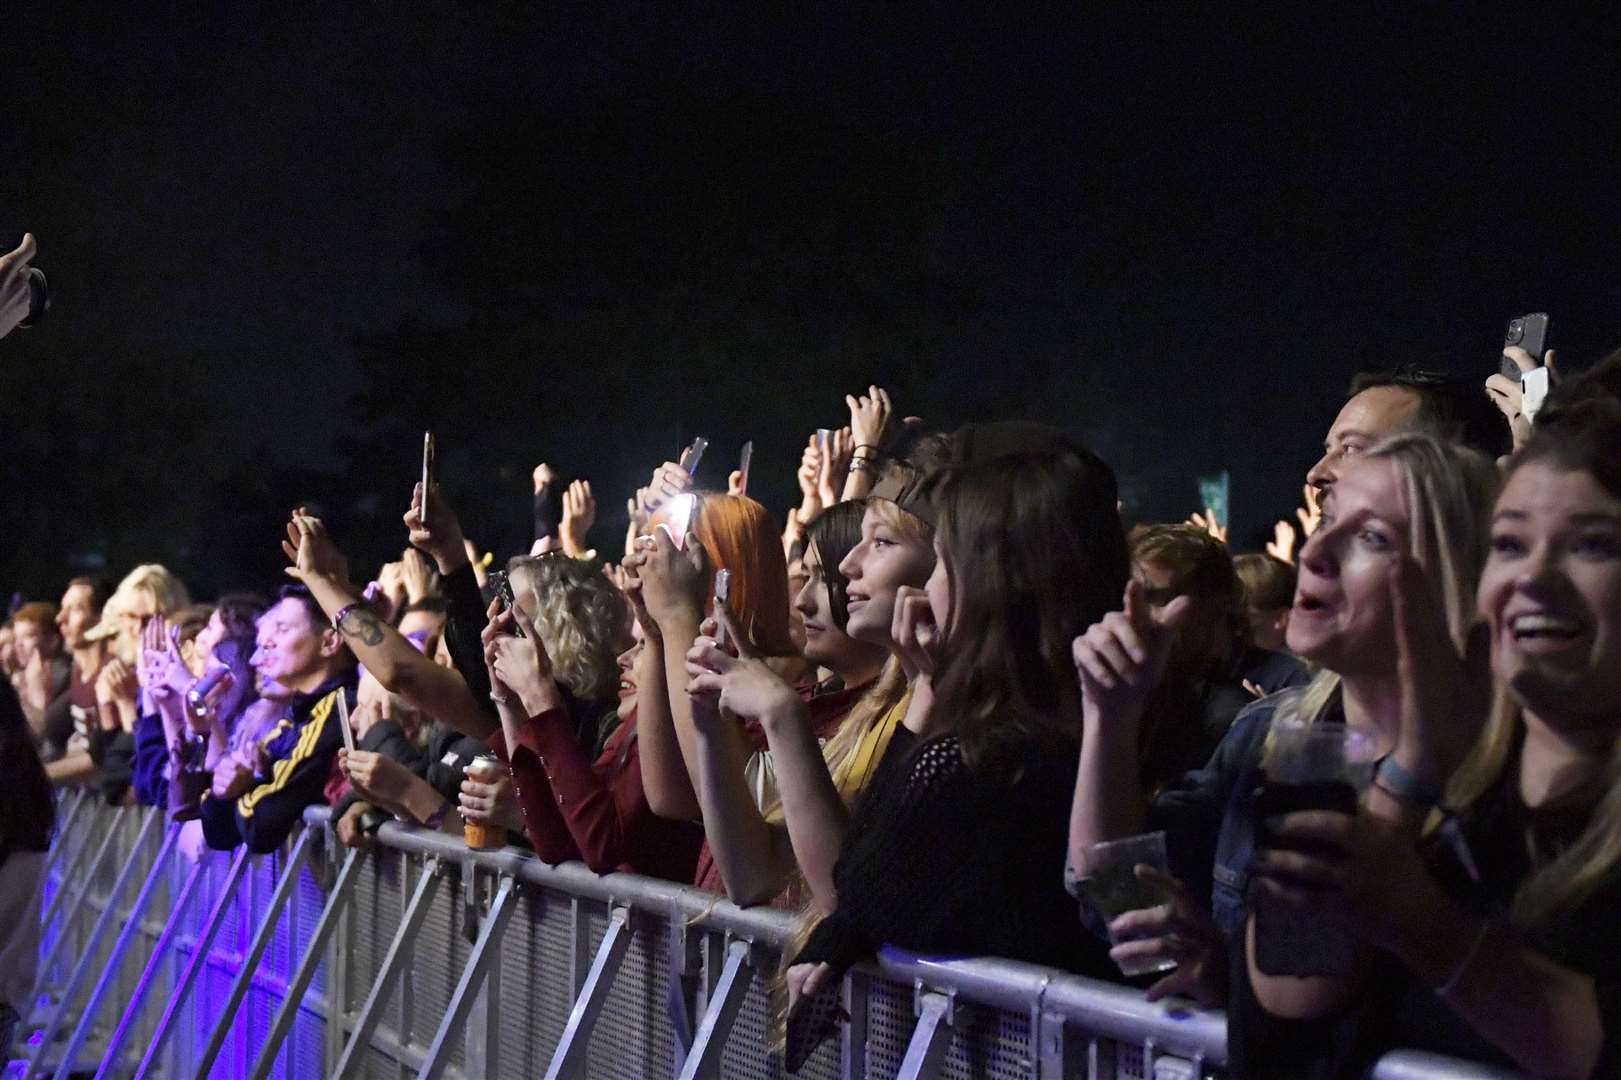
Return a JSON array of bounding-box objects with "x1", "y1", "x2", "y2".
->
[
  {"x1": 927, "y1": 446, "x2": 1131, "y2": 780},
  {"x1": 1, "y1": 680, "x2": 54, "y2": 865},
  {"x1": 804, "y1": 499, "x2": 867, "y2": 631}
]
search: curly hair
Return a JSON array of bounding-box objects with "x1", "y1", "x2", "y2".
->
[{"x1": 509, "y1": 554, "x2": 629, "y2": 705}]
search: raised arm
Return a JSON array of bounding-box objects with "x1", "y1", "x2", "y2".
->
[
  {"x1": 688, "y1": 607, "x2": 847, "y2": 912},
  {"x1": 625, "y1": 530, "x2": 708, "y2": 820},
  {"x1": 1068, "y1": 581, "x2": 1188, "y2": 868},
  {"x1": 283, "y1": 510, "x2": 496, "y2": 739}
]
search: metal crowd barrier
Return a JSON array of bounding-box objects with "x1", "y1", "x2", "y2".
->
[{"x1": 11, "y1": 793, "x2": 1525, "y2": 1079}]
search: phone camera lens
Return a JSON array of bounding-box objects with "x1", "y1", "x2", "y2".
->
[{"x1": 1505, "y1": 318, "x2": 1523, "y2": 344}]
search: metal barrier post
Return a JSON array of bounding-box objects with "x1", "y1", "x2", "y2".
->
[
  {"x1": 48, "y1": 821, "x2": 179, "y2": 1080},
  {"x1": 32, "y1": 805, "x2": 131, "y2": 1002},
  {"x1": 41, "y1": 787, "x2": 88, "y2": 881},
  {"x1": 92, "y1": 852, "x2": 209, "y2": 1080},
  {"x1": 247, "y1": 845, "x2": 370, "y2": 1080},
  {"x1": 132, "y1": 845, "x2": 252, "y2": 1080},
  {"x1": 331, "y1": 857, "x2": 445, "y2": 1080},
  {"x1": 414, "y1": 875, "x2": 517, "y2": 1080},
  {"x1": 665, "y1": 912, "x2": 704, "y2": 1072},
  {"x1": 676, "y1": 938, "x2": 753, "y2": 1080},
  {"x1": 23, "y1": 808, "x2": 160, "y2": 1079},
  {"x1": 192, "y1": 827, "x2": 317, "y2": 1078},
  {"x1": 843, "y1": 971, "x2": 871, "y2": 1080},
  {"x1": 1033, "y1": 1005, "x2": 1084, "y2": 1079},
  {"x1": 543, "y1": 904, "x2": 634, "y2": 1080},
  {"x1": 895, "y1": 990, "x2": 954, "y2": 1080}
]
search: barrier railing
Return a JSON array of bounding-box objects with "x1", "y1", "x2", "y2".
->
[{"x1": 11, "y1": 793, "x2": 1525, "y2": 1079}]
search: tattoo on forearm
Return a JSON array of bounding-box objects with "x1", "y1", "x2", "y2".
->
[{"x1": 339, "y1": 608, "x2": 386, "y2": 647}]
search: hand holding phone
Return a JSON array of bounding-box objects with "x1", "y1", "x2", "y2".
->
[
  {"x1": 679, "y1": 437, "x2": 708, "y2": 477},
  {"x1": 713, "y1": 569, "x2": 732, "y2": 651},
  {"x1": 1500, "y1": 313, "x2": 1550, "y2": 379}
]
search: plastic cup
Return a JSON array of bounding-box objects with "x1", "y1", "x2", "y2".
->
[{"x1": 1078, "y1": 831, "x2": 1176, "y2": 976}]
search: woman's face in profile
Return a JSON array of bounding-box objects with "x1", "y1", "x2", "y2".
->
[{"x1": 1285, "y1": 456, "x2": 1409, "y2": 676}]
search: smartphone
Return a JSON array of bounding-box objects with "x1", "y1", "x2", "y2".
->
[
  {"x1": 816, "y1": 428, "x2": 834, "y2": 457},
  {"x1": 487, "y1": 570, "x2": 526, "y2": 638},
  {"x1": 680, "y1": 437, "x2": 708, "y2": 477},
  {"x1": 736, "y1": 441, "x2": 753, "y2": 495},
  {"x1": 713, "y1": 569, "x2": 731, "y2": 650},
  {"x1": 1501, "y1": 313, "x2": 1550, "y2": 379},
  {"x1": 337, "y1": 686, "x2": 356, "y2": 754},
  {"x1": 658, "y1": 492, "x2": 696, "y2": 551},
  {"x1": 22, "y1": 267, "x2": 49, "y2": 328},
  {"x1": 421, "y1": 431, "x2": 436, "y2": 521}
]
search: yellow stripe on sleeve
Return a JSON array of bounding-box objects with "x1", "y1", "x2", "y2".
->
[{"x1": 238, "y1": 690, "x2": 339, "y2": 818}]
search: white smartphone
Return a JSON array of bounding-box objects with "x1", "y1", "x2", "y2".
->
[{"x1": 337, "y1": 687, "x2": 356, "y2": 754}]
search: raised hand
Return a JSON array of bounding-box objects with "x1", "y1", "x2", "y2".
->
[
  {"x1": 281, "y1": 510, "x2": 351, "y2": 585},
  {"x1": 797, "y1": 436, "x2": 824, "y2": 523},
  {"x1": 0, "y1": 233, "x2": 37, "y2": 339},
  {"x1": 686, "y1": 603, "x2": 803, "y2": 730},
  {"x1": 532, "y1": 462, "x2": 555, "y2": 495},
  {"x1": 1387, "y1": 556, "x2": 1492, "y2": 790},
  {"x1": 640, "y1": 461, "x2": 693, "y2": 518},
  {"x1": 482, "y1": 598, "x2": 560, "y2": 717},
  {"x1": 404, "y1": 480, "x2": 469, "y2": 574},
  {"x1": 1485, "y1": 345, "x2": 1557, "y2": 453},
  {"x1": 399, "y1": 547, "x2": 441, "y2": 603},
  {"x1": 1264, "y1": 519, "x2": 1298, "y2": 565},
  {"x1": 1188, "y1": 509, "x2": 1228, "y2": 544},
  {"x1": 1296, "y1": 484, "x2": 1322, "y2": 537},
  {"x1": 846, "y1": 384, "x2": 894, "y2": 454},
  {"x1": 1073, "y1": 580, "x2": 1192, "y2": 730},
  {"x1": 634, "y1": 526, "x2": 708, "y2": 627},
  {"x1": 138, "y1": 615, "x2": 192, "y2": 702},
  {"x1": 816, "y1": 427, "x2": 853, "y2": 508},
  {"x1": 560, "y1": 479, "x2": 597, "y2": 557}
]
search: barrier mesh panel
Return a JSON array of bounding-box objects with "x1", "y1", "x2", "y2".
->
[
  {"x1": 494, "y1": 886, "x2": 574, "y2": 1077},
  {"x1": 569, "y1": 905, "x2": 669, "y2": 1079}
]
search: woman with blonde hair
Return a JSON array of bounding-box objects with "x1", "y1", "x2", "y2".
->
[
  {"x1": 1241, "y1": 404, "x2": 1621, "y2": 1078},
  {"x1": 90, "y1": 563, "x2": 191, "y2": 664},
  {"x1": 1068, "y1": 431, "x2": 1499, "y2": 1016}
]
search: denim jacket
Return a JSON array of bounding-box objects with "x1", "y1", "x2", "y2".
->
[{"x1": 1149, "y1": 688, "x2": 1307, "y2": 935}]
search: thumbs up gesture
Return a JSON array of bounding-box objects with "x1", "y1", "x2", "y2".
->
[{"x1": 1072, "y1": 579, "x2": 1192, "y2": 731}]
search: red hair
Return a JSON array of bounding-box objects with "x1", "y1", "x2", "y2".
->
[{"x1": 693, "y1": 494, "x2": 797, "y2": 658}]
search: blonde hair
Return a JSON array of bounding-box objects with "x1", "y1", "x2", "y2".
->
[
  {"x1": 98, "y1": 564, "x2": 192, "y2": 662},
  {"x1": 1278, "y1": 433, "x2": 1498, "y2": 729},
  {"x1": 509, "y1": 554, "x2": 628, "y2": 705}
]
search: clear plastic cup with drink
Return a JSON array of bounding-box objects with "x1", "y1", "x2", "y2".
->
[{"x1": 1078, "y1": 830, "x2": 1176, "y2": 976}]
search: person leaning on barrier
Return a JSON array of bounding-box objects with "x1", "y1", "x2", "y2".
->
[
  {"x1": 480, "y1": 552, "x2": 705, "y2": 878},
  {"x1": 0, "y1": 679, "x2": 53, "y2": 1053},
  {"x1": 198, "y1": 578, "x2": 358, "y2": 854},
  {"x1": 767, "y1": 434, "x2": 1125, "y2": 1057}
]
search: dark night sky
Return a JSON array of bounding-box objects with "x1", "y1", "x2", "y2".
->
[{"x1": 4, "y1": 5, "x2": 1620, "y2": 598}]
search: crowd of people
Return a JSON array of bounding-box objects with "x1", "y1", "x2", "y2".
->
[{"x1": 3, "y1": 232, "x2": 1621, "y2": 1077}]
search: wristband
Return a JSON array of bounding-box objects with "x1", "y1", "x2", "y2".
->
[
  {"x1": 847, "y1": 458, "x2": 879, "y2": 474},
  {"x1": 1374, "y1": 755, "x2": 1445, "y2": 811},
  {"x1": 333, "y1": 601, "x2": 368, "y2": 634},
  {"x1": 853, "y1": 443, "x2": 878, "y2": 454}
]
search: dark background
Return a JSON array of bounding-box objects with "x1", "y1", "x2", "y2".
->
[{"x1": 3, "y1": 5, "x2": 1618, "y2": 601}]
